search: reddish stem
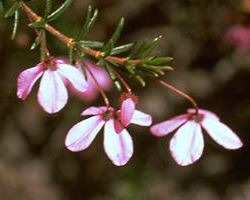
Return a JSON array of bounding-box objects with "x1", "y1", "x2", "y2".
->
[{"x1": 158, "y1": 80, "x2": 199, "y2": 114}]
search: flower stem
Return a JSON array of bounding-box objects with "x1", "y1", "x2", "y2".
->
[
  {"x1": 83, "y1": 60, "x2": 110, "y2": 107},
  {"x1": 158, "y1": 80, "x2": 199, "y2": 114}
]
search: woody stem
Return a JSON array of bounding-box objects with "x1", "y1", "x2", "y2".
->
[{"x1": 158, "y1": 80, "x2": 199, "y2": 114}]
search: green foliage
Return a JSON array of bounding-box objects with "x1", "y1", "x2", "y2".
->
[
  {"x1": 30, "y1": 36, "x2": 40, "y2": 50},
  {"x1": 77, "y1": 6, "x2": 98, "y2": 39},
  {"x1": 11, "y1": 10, "x2": 19, "y2": 40},
  {"x1": 47, "y1": 0, "x2": 72, "y2": 21},
  {"x1": 129, "y1": 36, "x2": 161, "y2": 58},
  {"x1": 105, "y1": 62, "x2": 122, "y2": 91},
  {"x1": 102, "y1": 18, "x2": 125, "y2": 56},
  {"x1": 4, "y1": 1, "x2": 20, "y2": 18},
  {"x1": 111, "y1": 43, "x2": 135, "y2": 55},
  {"x1": 146, "y1": 56, "x2": 173, "y2": 65},
  {"x1": 44, "y1": 0, "x2": 52, "y2": 18},
  {"x1": 79, "y1": 40, "x2": 103, "y2": 49}
]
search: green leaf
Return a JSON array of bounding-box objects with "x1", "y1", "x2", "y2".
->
[
  {"x1": 11, "y1": 10, "x2": 19, "y2": 40},
  {"x1": 111, "y1": 43, "x2": 135, "y2": 55},
  {"x1": 146, "y1": 56, "x2": 173, "y2": 65},
  {"x1": 157, "y1": 66, "x2": 173, "y2": 71},
  {"x1": 142, "y1": 65, "x2": 165, "y2": 75},
  {"x1": 79, "y1": 40, "x2": 104, "y2": 49},
  {"x1": 104, "y1": 62, "x2": 122, "y2": 91},
  {"x1": 4, "y1": 1, "x2": 20, "y2": 18},
  {"x1": 102, "y1": 17, "x2": 125, "y2": 56},
  {"x1": 135, "y1": 75, "x2": 146, "y2": 87},
  {"x1": 77, "y1": 6, "x2": 98, "y2": 39},
  {"x1": 47, "y1": 0, "x2": 72, "y2": 22},
  {"x1": 44, "y1": 0, "x2": 52, "y2": 18},
  {"x1": 131, "y1": 36, "x2": 162, "y2": 58},
  {"x1": 30, "y1": 36, "x2": 40, "y2": 50}
]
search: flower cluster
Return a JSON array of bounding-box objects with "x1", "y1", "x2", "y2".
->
[
  {"x1": 16, "y1": 58, "x2": 243, "y2": 166},
  {"x1": 12, "y1": 1, "x2": 244, "y2": 167}
]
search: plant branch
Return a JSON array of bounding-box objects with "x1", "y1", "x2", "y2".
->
[{"x1": 20, "y1": 2, "x2": 142, "y2": 66}]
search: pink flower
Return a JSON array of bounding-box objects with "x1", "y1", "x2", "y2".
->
[
  {"x1": 224, "y1": 25, "x2": 250, "y2": 52},
  {"x1": 65, "y1": 103, "x2": 152, "y2": 166},
  {"x1": 17, "y1": 59, "x2": 88, "y2": 113},
  {"x1": 70, "y1": 61, "x2": 112, "y2": 102},
  {"x1": 150, "y1": 109, "x2": 243, "y2": 166}
]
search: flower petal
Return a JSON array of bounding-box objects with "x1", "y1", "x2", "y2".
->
[
  {"x1": 57, "y1": 64, "x2": 88, "y2": 92},
  {"x1": 201, "y1": 118, "x2": 243, "y2": 149},
  {"x1": 86, "y1": 61, "x2": 112, "y2": 90},
  {"x1": 37, "y1": 70, "x2": 68, "y2": 113},
  {"x1": 81, "y1": 106, "x2": 108, "y2": 116},
  {"x1": 65, "y1": 116, "x2": 105, "y2": 152},
  {"x1": 170, "y1": 121, "x2": 204, "y2": 166},
  {"x1": 104, "y1": 120, "x2": 133, "y2": 166},
  {"x1": 130, "y1": 110, "x2": 152, "y2": 126},
  {"x1": 121, "y1": 98, "x2": 135, "y2": 127},
  {"x1": 17, "y1": 64, "x2": 44, "y2": 100},
  {"x1": 150, "y1": 114, "x2": 188, "y2": 137}
]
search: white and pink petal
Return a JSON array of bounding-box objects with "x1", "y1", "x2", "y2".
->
[
  {"x1": 201, "y1": 118, "x2": 243, "y2": 149},
  {"x1": 37, "y1": 70, "x2": 68, "y2": 113},
  {"x1": 169, "y1": 121, "x2": 204, "y2": 166},
  {"x1": 17, "y1": 64, "x2": 44, "y2": 100},
  {"x1": 81, "y1": 106, "x2": 108, "y2": 116},
  {"x1": 57, "y1": 64, "x2": 88, "y2": 92},
  {"x1": 130, "y1": 110, "x2": 152, "y2": 126},
  {"x1": 65, "y1": 116, "x2": 105, "y2": 152},
  {"x1": 104, "y1": 119, "x2": 133, "y2": 166},
  {"x1": 150, "y1": 114, "x2": 188, "y2": 137}
]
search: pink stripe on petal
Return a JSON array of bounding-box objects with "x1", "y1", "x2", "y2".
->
[
  {"x1": 169, "y1": 121, "x2": 204, "y2": 166},
  {"x1": 121, "y1": 98, "x2": 135, "y2": 127},
  {"x1": 150, "y1": 114, "x2": 188, "y2": 137},
  {"x1": 104, "y1": 120, "x2": 133, "y2": 166},
  {"x1": 114, "y1": 119, "x2": 124, "y2": 133},
  {"x1": 17, "y1": 64, "x2": 44, "y2": 100},
  {"x1": 65, "y1": 116, "x2": 105, "y2": 152},
  {"x1": 131, "y1": 110, "x2": 152, "y2": 126},
  {"x1": 37, "y1": 70, "x2": 68, "y2": 113},
  {"x1": 81, "y1": 106, "x2": 108, "y2": 116},
  {"x1": 201, "y1": 118, "x2": 243, "y2": 149},
  {"x1": 57, "y1": 64, "x2": 88, "y2": 92}
]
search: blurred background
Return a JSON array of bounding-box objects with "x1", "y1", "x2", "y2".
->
[{"x1": 0, "y1": 0, "x2": 250, "y2": 199}]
